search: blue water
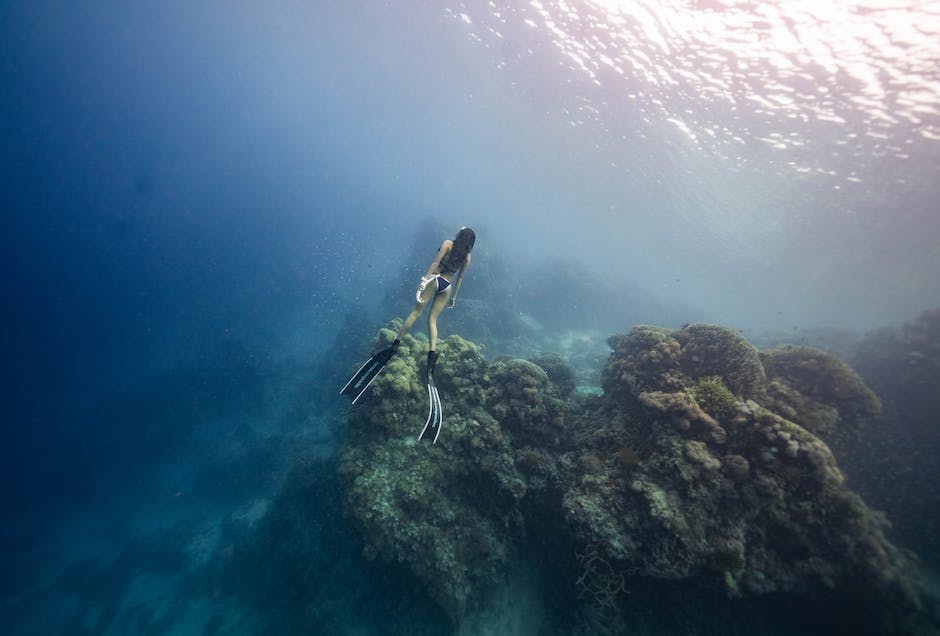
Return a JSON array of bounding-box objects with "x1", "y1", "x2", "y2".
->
[{"x1": 2, "y1": 1, "x2": 939, "y2": 634}]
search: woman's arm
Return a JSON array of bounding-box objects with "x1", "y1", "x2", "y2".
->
[{"x1": 448, "y1": 253, "x2": 470, "y2": 308}]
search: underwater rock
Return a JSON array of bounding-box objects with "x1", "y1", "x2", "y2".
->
[
  {"x1": 528, "y1": 352, "x2": 578, "y2": 398},
  {"x1": 562, "y1": 323, "x2": 930, "y2": 633},
  {"x1": 486, "y1": 357, "x2": 568, "y2": 448},
  {"x1": 338, "y1": 329, "x2": 527, "y2": 621},
  {"x1": 760, "y1": 345, "x2": 881, "y2": 435},
  {"x1": 675, "y1": 324, "x2": 767, "y2": 398},
  {"x1": 333, "y1": 323, "x2": 935, "y2": 633},
  {"x1": 604, "y1": 325, "x2": 682, "y2": 401},
  {"x1": 603, "y1": 323, "x2": 766, "y2": 404}
]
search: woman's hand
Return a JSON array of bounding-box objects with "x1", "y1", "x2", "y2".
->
[{"x1": 447, "y1": 297, "x2": 456, "y2": 309}]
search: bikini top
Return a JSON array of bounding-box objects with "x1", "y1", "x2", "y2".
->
[{"x1": 438, "y1": 247, "x2": 464, "y2": 275}]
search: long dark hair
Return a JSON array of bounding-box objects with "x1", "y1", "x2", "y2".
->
[{"x1": 448, "y1": 227, "x2": 475, "y2": 267}]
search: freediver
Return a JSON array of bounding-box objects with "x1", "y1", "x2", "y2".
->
[{"x1": 340, "y1": 227, "x2": 476, "y2": 442}]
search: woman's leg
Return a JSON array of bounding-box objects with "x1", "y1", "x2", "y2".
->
[
  {"x1": 397, "y1": 283, "x2": 435, "y2": 341},
  {"x1": 427, "y1": 288, "x2": 451, "y2": 351}
]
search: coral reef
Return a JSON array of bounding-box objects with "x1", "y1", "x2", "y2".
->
[
  {"x1": 332, "y1": 321, "x2": 936, "y2": 633},
  {"x1": 603, "y1": 323, "x2": 766, "y2": 404},
  {"x1": 564, "y1": 325, "x2": 930, "y2": 634},
  {"x1": 528, "y1": 352, "x2": 578, "y2": 399},
  {"x1": 486, "y1": 357, "x2": 569, "y2": 448},
  {"x1": 760, "y1": 345, "x2": 881, "y2": 435},
  {"x1": 337, "y1": 326, "x2": 528, "y2": 621},
  {"x1": 690, "y1": 375, "x2": 739, "y2": 421},
  {"x1": 675, "y1": 324, "x2": 767, "y2": 398}
]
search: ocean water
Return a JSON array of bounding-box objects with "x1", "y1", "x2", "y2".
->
[{"x1": 1, "y1": 1, "x2": 939, "y2": 634}]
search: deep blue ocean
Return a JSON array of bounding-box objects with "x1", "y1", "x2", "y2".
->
[{"x1": 2, "y1": 2, "x2": 939, "y2": 634}]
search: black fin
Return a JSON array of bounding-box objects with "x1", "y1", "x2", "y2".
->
[{"x1": 340, "y1": 343, "x2": 398, "y2": 404}]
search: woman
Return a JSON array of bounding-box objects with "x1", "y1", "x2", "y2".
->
[
  {"x1": 341, "y1": 227, "x2": 475, "y2": 408},
  {"x1": 395, "y1": 226, "x2": 475, "y2": 376}
]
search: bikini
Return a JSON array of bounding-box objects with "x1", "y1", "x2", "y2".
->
[{"x1": 415, "y1": 252, "x2": 460, "y2": 302}]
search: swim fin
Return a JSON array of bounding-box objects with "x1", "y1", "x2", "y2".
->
[
  {"x1": 340, "y1": 340, "x2": 399, "y2": 404},
  {"x1": 418, "y1": 351, "x2": 442, "y2": 443}
]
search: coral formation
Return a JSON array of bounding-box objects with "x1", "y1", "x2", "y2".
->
[
  {"x1": 689, "y1": 375, "x2": 738, "y2": 421},
  {"x1": 760, "y1": 345, "x2": 881, "y2": 435},
  {"x1": 604, "y1": 325, "x2": 681, "y2": 400},
  {"x1": 528, "y1": 352, "x2": 578, "y2": 398},
  {"x1": 562, "y1": 325, "x2": 928, "y2": 633},
  {"x1": 331, "y1": 321, "x2": 935, "y2": 633},
  {"x1": 337, "y1": 326, "x2": 529, "y2": 621},
  {"x1": 675, "y1": 324, "x2": 767, "y2": 398},
  {"x1": 486, "y1": 357, "x2": 568, "y2": 448}
]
